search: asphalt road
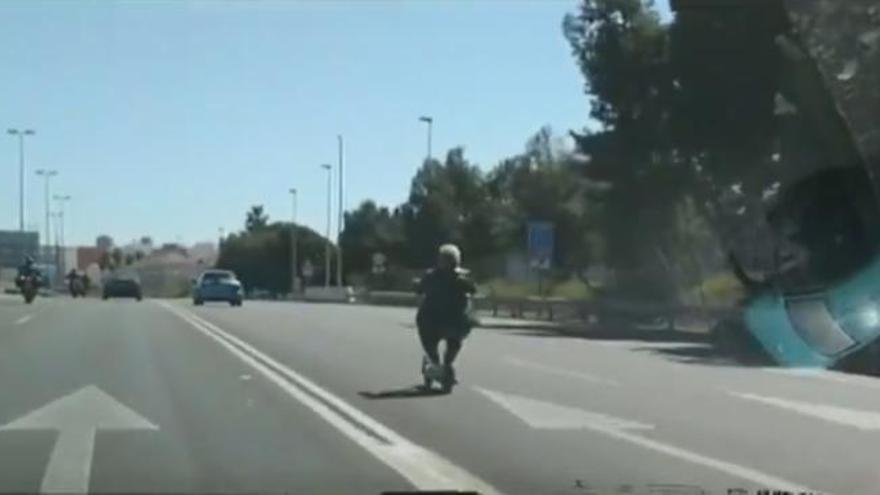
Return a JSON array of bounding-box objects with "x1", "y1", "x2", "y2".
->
[{"x1": 1, "y1": 295, "x2": 879, "y2": 494}]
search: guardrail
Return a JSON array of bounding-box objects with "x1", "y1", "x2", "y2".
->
[{"x1": 359, "y1": 290, "x2": 736, "y2": 328}]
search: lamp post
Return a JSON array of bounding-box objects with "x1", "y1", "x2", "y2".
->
[
  {"x1": 418, "y1": 116, "x2": 432, "y2": 161},
  {"x1": 337, "y1": 135, "x2": 344, "y2": 287},
  {"x1": 36, "y1": 169, "x2": 58, "y2": 259},
  {"x1": 289, "y1": 188, "x2": 298, "y2": 294},
  {"x1": 53, "y1": 194, "x2": 71, "y2": 282},
  {"x1": 7, "y1": 128, "x2": 35, "y2": 231},
  {"x1": 321, "y1": 164, "x2": 332, "y2": 288}
]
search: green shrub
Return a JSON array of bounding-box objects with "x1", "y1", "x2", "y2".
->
[
  {"x1": 692, "y1": 272, "x2": 744, "y2": 305},
  {"x1": 479, "y1": 277, "x2": 593, "y2": 300},
  {"x1": 549, "y1": 277, "x2": 593, "y2": 300},
  {"x1": 480, "y1": 278, "x2": 532, "y2": 298}
]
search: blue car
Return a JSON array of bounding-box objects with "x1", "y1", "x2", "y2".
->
[
  {"x1": 742, "y1": 166, "x2": 880, "y2": 368},
  {"x1": 193, "y1": 270, "x2": 243, "y2": 306},
  {"x1": 745, "y1": 256, "x2": 880, "y2": 368}
]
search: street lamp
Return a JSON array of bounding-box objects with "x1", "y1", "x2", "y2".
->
[
  {"x1": 418, "y1": 116, "x2": 433, "y2": 161},
  {"x1": 321, "y1": 164, "x2": 332, "y2": 288},
  {"x1": 53, "y1": 195, "x2": 71, "y2": 248},
  {"x1": 53, "y1": 194, "x2": 71, "y2": 284},
  {"x1": 7, "y1": 128, "x2": 35, "y2": 231},
  {"x1": 289, "y1": 187, "x2": 298, "y2": 294},
  {"x1": 337, "y1": 135, "x2": 344, "y2": 287},
  {"x1": 35, "y1": 169, "x2": 58, "y2": 259}
]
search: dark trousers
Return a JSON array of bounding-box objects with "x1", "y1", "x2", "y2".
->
[{"x1": 418, "y1": 324, "x2": 464, "y2": 365}]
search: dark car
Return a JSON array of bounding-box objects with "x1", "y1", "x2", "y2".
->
[
  {"x1": 103, "y1": 275, "x2": 143, "y2": 301},
  {"x1": 193, "y1": 270, "x2": 243, "y2": 306}
]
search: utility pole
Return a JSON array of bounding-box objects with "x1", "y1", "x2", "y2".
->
[{"x1": 337, "y1": 135, "x2": 344, "y2": 287}]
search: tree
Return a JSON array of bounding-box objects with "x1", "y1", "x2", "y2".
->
[
  {"x1": 217, "y1": 208, "x2": 334, "y2": 294},
  {"x1": 564, "y1": 1, "x2": 681, "y2": 298},
  {"x1": 245, "y1": 205, "x2": 269, "y2": 232},
  {"x1": 486, "y1": 127, "x2": 600, "y2": 279},
  {"x1": 340, "y1": 200, "x2": 405, "y2": 275},
  {"x1": 399, "y1": 148, "x2": 503, "y2": 270},
  {"x1": 124, "y1": 253, "x2": 135, "y2": 266}
]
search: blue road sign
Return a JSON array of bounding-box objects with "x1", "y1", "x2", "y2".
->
[{"x1": 527, "y1": 222, "x2": 554, "y2": 269}]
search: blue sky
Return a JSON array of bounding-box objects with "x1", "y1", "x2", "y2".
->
[{"x1": 1, "y1": 0, "x2": 669, "y2": 247}]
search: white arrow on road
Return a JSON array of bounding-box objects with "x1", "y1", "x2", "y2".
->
[
  {"x1": 475, "y1": 387, "x2": 817, "y2": 494},
  {"x1": 474, "y1": 386, "x2": 652, "y2": 430},
  {"x1": 731, "y1": 391, "x2": 880, "y2": 431},
  {"x1": 1, "y1": 385, "x2": 158, "y2": 493}
]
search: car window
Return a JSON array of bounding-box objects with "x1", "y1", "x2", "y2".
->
[{"x1": 201, "y1": 272, "x2": 233, "y2": 283}]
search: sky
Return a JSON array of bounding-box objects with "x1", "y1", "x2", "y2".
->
[{"x1": 1, "y1": 0, "x2": 670, "y2": 247}]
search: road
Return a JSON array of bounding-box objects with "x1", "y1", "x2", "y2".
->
[{"x1": 1, "y1": 295, "x2": 878, "y2": 494}]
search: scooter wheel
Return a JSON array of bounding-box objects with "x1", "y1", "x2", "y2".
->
[{"x1": 440, "y1": 380, "x2": 454, "y2": 394}]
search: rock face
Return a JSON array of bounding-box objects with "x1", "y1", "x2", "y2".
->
[{"x1": 784, "y1": 0, "x2": 880, "y2": 167}]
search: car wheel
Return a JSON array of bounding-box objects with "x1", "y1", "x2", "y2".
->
[
  {"x1": 102, "y1": 294, "x2": 109, "y2": 300},
  {"x1": 193, "y1": 299, "x2": 203, "y2": 306}
]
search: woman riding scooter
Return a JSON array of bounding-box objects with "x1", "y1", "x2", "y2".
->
[{"x1": 415, "y1": 244, "x2": 477, "y2": 391}]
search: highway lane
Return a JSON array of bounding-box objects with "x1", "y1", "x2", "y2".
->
[
  {"x1": 0, "y1": 298, "x2": 411, "y2": 494},
  {"x1": 0, "y1": 293, "x2": 43, "y2": 325},
  {"x1": 187, "y1": 300, "x2": 880, "y2": 495},
  {"x1": 2, "y1": 296, "x2": 880, "y2": 494}
]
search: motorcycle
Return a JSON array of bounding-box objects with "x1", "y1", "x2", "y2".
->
[
  {"x1": 69, "y1": 277, "x2": 86, "y2": 298},
  {"x1": 18, "y1": 275, "x2": 39, "y2": 304}
]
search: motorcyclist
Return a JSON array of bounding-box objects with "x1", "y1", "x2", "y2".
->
[
  {"x1": 15, "y1": 256, "x2": 42, "y2": 289},
  {"x1": 415, "y1": 244, "x2": 477, "y2": 385},
  {"x1": 66, "y1": 268, "x2": 84, "y2": 295}
]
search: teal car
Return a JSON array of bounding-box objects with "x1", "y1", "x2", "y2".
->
[
  {"x1": 745, "y1": 258, "x2": 880, "y2": 368},
  {"x1": 741, "y1": 167, "x2": 880, "y2": 368},
  {"x1": 193, "y1": 270, "x2": 243, "y2": 306}
]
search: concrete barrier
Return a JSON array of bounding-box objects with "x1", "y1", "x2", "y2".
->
[{"x1": 304, "y1": 286, "x2": 355, "y2": 303}]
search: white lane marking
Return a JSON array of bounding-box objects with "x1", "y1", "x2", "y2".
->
[
  {"x1": 1, "y1": 385, "x2": 158, "y2": 494},
  {"x1": 504, "y1": 356, "x2": 620, "y2": 386},
  {"x1": 14, "y1": 314, "x2": 33, "y2": 325},
  {"x1": 731, "y1": 391, "x2": 880, "y2": 431},
  {"x1": 477, "y1": 387, "x2": 817, "y2": 494},
  {"x1": 474, "y1": 387, "x2": 650, "y2": 430},
  {"x1": 767, "y1": 368, "x2": 880, "y2": 390},
  {"x1": 156, "y1": 301, "x2": 500, "y2": 495}
]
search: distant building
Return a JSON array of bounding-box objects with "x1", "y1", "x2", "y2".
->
[
  {"x1": 96, "y1": 235, "x2": 113, "y2": 252},
  {"x1": 0, "y1": 230, "x2": 39, "y2": 268},
  {"x1": 121, "y1": 237, "x2": 154, "y2": 257},
  {"x1": 77, "y1": 247, "x2": 102, "y2": 271},
  {"x1": 156, "y1": 243, "x2": 188, "y2": 257}
]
